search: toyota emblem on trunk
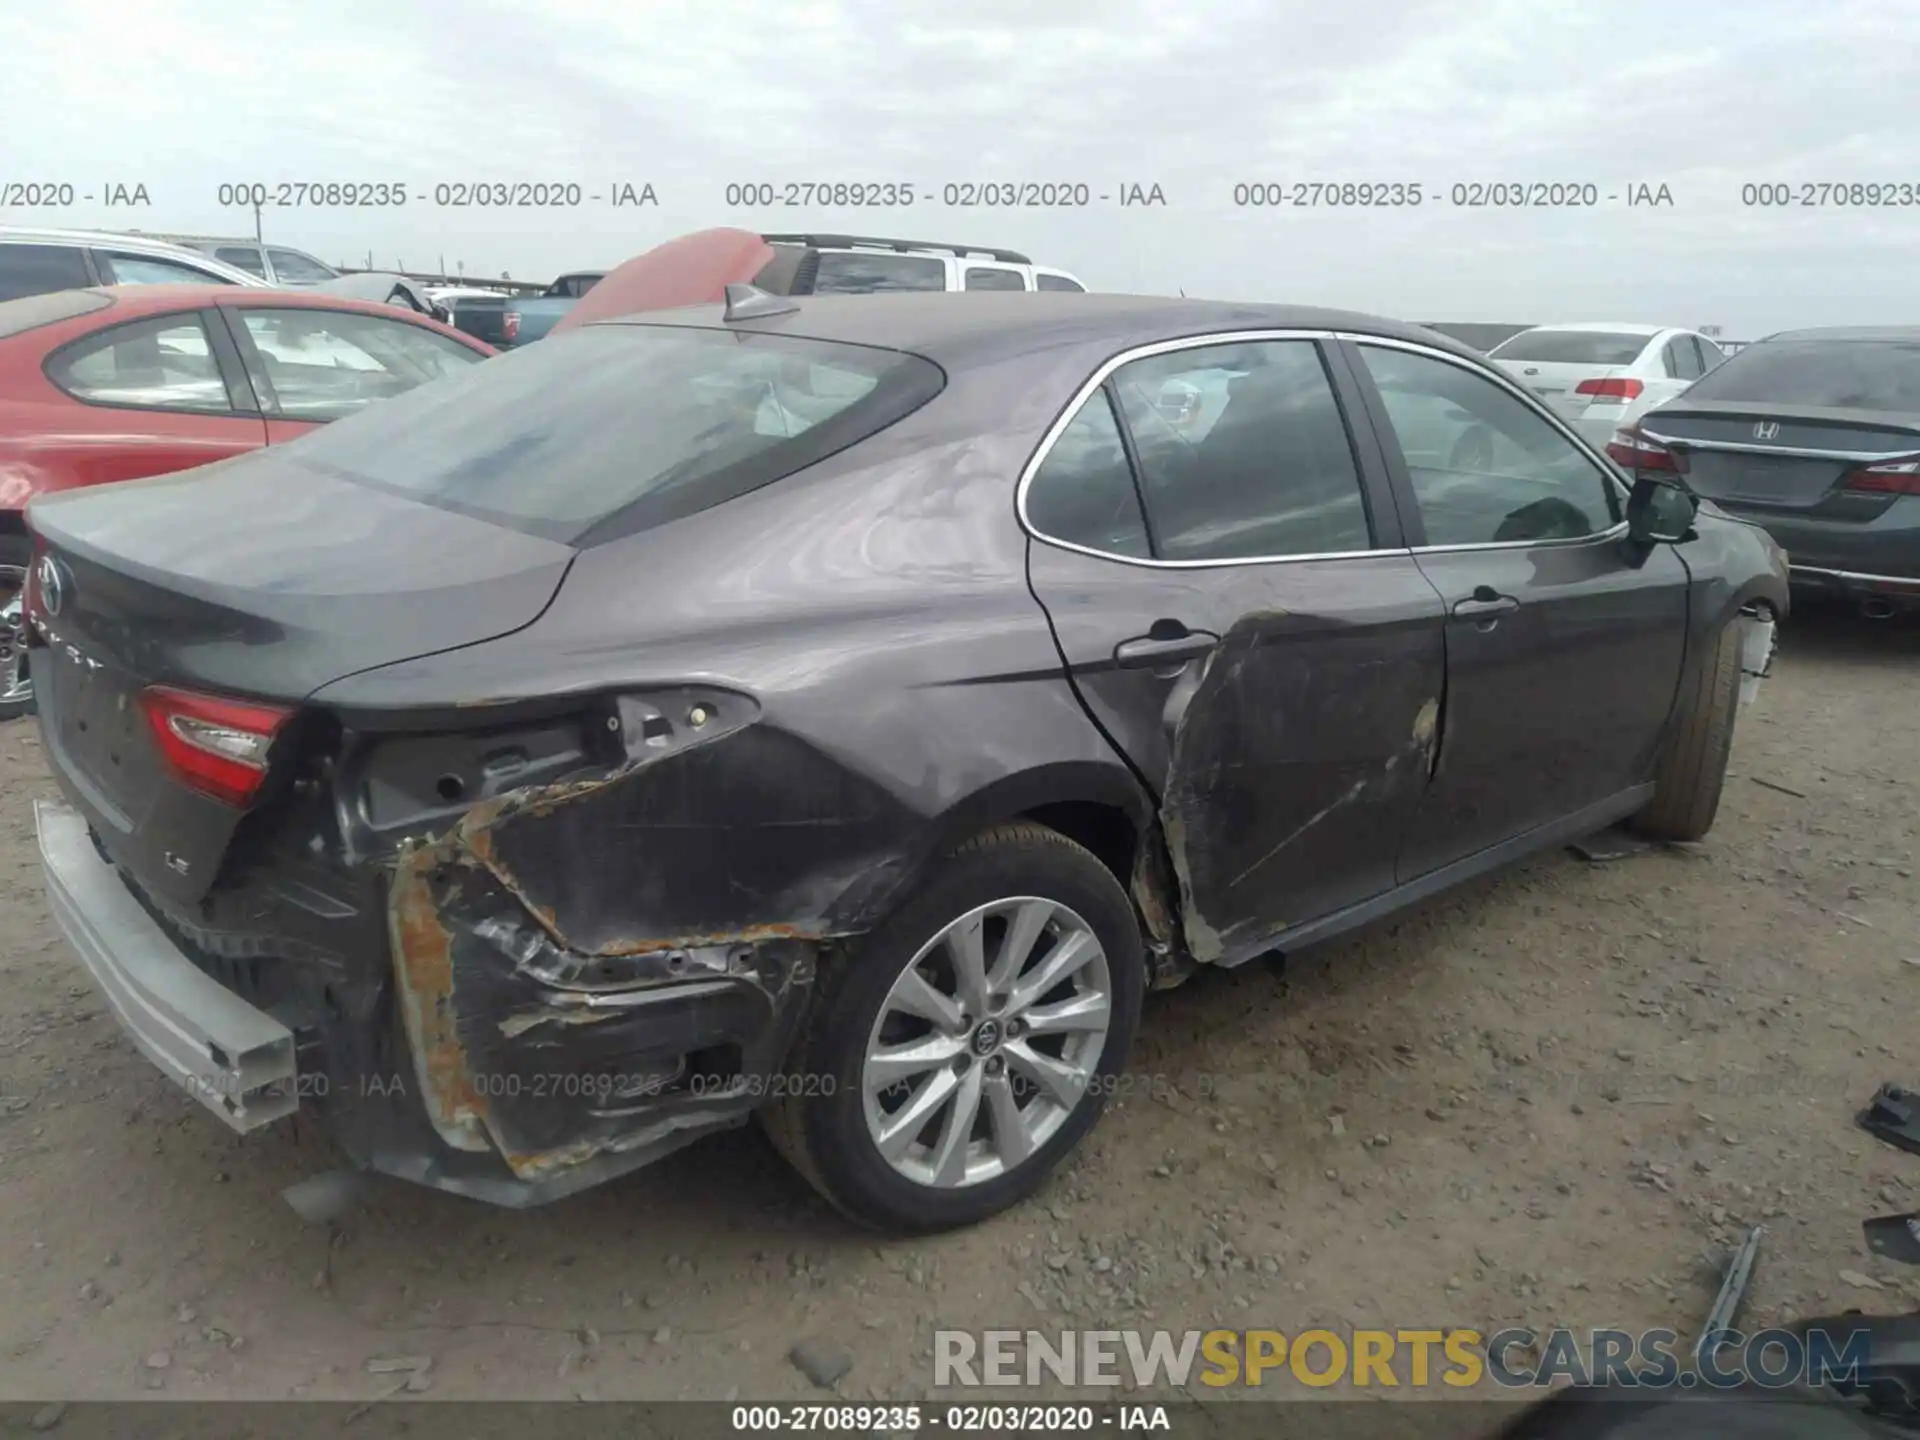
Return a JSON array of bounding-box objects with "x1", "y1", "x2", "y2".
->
[
  {"x1": 34, "y1": 555, "x2": 62, "y2": 617},
  {"x1": 1753, "y1": 421, "x2": 1780, "y2": 440}
]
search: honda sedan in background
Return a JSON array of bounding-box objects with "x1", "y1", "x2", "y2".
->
[
  {"x1": 1489, "y1": 323, "x2": 1727, "y2": 447},
  {"x1": 0, "y1": 285, "x2": 493, "y2": 716},
  {"x1": 23, "y1": 291, "x2": 1785, "y2": 1231},
  {"x1": 1611, "y1": 326, "x2": 1920, "y2": 616}
]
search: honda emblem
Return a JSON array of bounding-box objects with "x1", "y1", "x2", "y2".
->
[{"x1": 1753, "y1": 421, "x2": 1780, "y2": 441}]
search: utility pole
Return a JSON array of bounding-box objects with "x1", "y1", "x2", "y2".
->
[{"x1": 252, "y1": 201, "x2": 262, "y2": 243}]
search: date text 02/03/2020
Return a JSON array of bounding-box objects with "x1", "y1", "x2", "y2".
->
[
  {"x1": 719, "y1": 182, "x2": 1168, "y2": 208},
  {"x1": 1228, "y1": 181, "x2": 1675, "y2": 207},
  {"x1": 211, "y1": 182, "x2": 658, "y2": 208}
]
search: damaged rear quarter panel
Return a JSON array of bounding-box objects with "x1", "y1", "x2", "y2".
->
[{"x1": 319, "y1": 358, "x2": 1160, "y2": 1182}]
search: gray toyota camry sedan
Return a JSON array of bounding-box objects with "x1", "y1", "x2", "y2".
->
[{"x1": 23, "y1": 290, "x2": 1787, "y2": 1232}]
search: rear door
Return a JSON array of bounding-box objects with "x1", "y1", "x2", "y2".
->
[
  {"x1": 1024, "y1": 332, "x2": 1446, "y2": 963},
  {"x1": 38, "y1": 309, "x2": 269, "y2": 485},
  {"x1": 1346, "y1": 337, "x2": 1688, "y2": 879}
]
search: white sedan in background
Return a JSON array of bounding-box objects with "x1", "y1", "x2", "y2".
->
[{"x1": 1487, "y1": 323, "x2": 1728, "y2": 448}]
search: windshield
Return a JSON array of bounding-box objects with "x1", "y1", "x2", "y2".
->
[
  {"x1": 1678, "y1": 337, "x2": 1920, "y2": 412},
  {"x1": 1490, "y1": 330, "x2": 1651, "y2": 366},
  {"x1": 281, "y1": 323, "x2": 944, "y2": 544}
]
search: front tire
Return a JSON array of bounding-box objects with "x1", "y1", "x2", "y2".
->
[
  {"x1": 1631, "y1": 618, "x2": 1743, "y2": 842},
  {"x1": 765, "y1": 823, "x2": 1144, "y2": 1233}
]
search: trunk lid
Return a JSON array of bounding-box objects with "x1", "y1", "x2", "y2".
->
[
  {"x1": 28, "y1": 452, "x2": 574, "y2": 904},
  {"x1": 1639, "y1": 401, "x2": 1920, "y2": 514}
]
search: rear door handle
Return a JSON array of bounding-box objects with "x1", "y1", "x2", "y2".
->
[
  {"x1": 1113, "y1": 622, "x2": 1219, "y2": 669},
  {"x1": 1451, "y1": 587, "x2": 1519, "y2": 620}
]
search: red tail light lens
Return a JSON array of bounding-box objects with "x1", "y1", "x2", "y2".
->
[
  {"x1": 1842, "y1": 459, "x2": 1920, "y2": 496},
  {"x1": 1575, "y1": 377, "x2": 1645, "y2": 401},
  {"x1": 502, "y1": 311, "x2": 520, "y2": 341},
  {"x1": 139, "y1": 686, "x2": 292, "y2": 807},
  {"x1": 1604, "y1": 425, "x2": 1681, "y2": 473}
]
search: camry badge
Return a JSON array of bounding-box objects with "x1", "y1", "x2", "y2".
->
[{"x1": 1753, "y1": 421, "x2": 1780, "y2": 441}]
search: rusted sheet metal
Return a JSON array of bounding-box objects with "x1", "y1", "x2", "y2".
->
[{"x1": 388, "y1": 848, "x2": 492, "y2": 1154}]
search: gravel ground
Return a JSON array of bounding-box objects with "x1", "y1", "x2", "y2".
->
[{"x1": 0, "y1": 598, "x2": 1913, "y2": 1408}]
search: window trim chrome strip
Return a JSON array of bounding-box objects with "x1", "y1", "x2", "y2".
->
[
  {"x1": 1637, "y1": 429, "x2": 1915, "y2": 464},
  {"x1": 1015, "y1": 325, "x2": 1645, "y2": 569}
]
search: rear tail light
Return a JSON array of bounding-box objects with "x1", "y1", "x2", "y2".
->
[
  {"x1": 139, "y1": 685, "x2": 292, "y2": 807},
  {"x1": 1575, "y1": 377, "x2": 1645, "y2": 402},
  {"x1": 1604, "y1": 425, "x2": 1682, "y2": 473},
  {"x1": 1842, "y1": 459, "x2": 1920, "y2": 496},
  {"x1": 501, "y1": 311, "x2": 521, "y2": 342}
]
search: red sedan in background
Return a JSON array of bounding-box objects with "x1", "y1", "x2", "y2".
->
[{"x1": 0, "y1": 284, "x2": 494, "y2": 715}]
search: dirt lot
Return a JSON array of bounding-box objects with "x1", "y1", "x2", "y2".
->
[{"x1": 0, "y1": 599, "x2": 1914, "y2": 1408}]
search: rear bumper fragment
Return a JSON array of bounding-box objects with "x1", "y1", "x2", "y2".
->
[{"x1": 35, "y1": 798, "x2": 298, "y2": 1132}]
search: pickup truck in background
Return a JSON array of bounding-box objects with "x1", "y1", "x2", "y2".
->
[{"x1": 449, "y1": 270, "x2": 605, "y2": 348}]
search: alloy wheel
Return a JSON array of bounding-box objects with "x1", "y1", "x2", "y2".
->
[
  {"x1": 860, "y1": 896, "x2": 1112, "y2": 1189},
  {"x1": 0, "y1": 564, "x2": 29, "y2": 712}
]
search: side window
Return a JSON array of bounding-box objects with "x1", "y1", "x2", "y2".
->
[
  {"x1": 1035, "y1": 273, "x2": 1086, "y2": 293},
  {"x1": 215, "y1": 246, "x2": 268, "y2": 277},
  {"x1": 0, "y1": 243, "x2": 93, "y2": 302},
  {"x1": 1106, "y1": 340, "x2": 1372, "y2": 562},
  {"x1": 237, "y1": 307, "x2": 483, "y2": 421},
  {"x1": 1665, "y1": 337, "x2": 1703, "y2": 381},
  {"x1": 1025, "y1": 390, "x2": 1151, "y2": 558},
  {"x1": 1692, "y1": 335, "x2": 1722, "y2": 372},
  {"x1": 1357, "y1": 344, "x2": 1619, "y2": 547},
  {"x1": 964, "y1": 266, "x2": 1026, "y2": 291},
  {"x1": 46, "y1": 314, "x2": 232, "y2": 413},
  {"x1": 100, "y1": 252, "x2": 230, "y2": 286},
  {"x1": 266, "y1": 248, "x2": 336, "y2": 284}
]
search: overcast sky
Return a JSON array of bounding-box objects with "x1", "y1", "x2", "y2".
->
[{"x1": 6, "y1": 0, "x2": 1915, "y2": 335}]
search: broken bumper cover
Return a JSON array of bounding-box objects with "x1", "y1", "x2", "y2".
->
[
  {"x1": 37, "y1": 792, "x2": 820, "y2": 1207},
  {"x1": 35, "y1": 799, "x2": 298, "y2": 1132},
  {"x1": 385, "y1": 842, "x2": 819, "y2": 1204}
]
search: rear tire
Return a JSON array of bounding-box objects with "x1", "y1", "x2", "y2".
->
[
  {"x1": 0, "y1": 533, "x2": 33, "y2": 723},
  {"x1": 764, "y1": 823, "x2": 1144, "y2": 1233},
  {"x1": 1630, "y1": 618, "x2": 1743, "y2": 842}
]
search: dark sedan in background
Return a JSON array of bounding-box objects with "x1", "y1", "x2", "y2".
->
[
  {"x1": 23, "y1": 291, "x2": 1785, "y2": 1232},
  {"x1": 1611, "y1": 326, "x2": 1920, "y2": 616}
]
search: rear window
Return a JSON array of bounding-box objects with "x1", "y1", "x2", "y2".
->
[
  {"x1": 0, "y1": 287, "x2": 112, "y2": 339},
  {"x1": 811, "y1": 252, "x2": 947, "y2": 294},
  {"x1": 282, "y1": 323, "x2": 945, "y2": 545},
  {"x1": 1679, "y1": 338, "x2": 1920, "y2": 411},
  {"x1": 1489, "y1": 330, "x2": 1651, "y2": 366}
]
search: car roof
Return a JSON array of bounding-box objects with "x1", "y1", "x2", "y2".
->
[
  {"x1": 1756, "y1": 325, "x2": 1920, "y2": 343},
  {"x1": 599, "y1": 291, "x2": 1482, "y2": 367},
  {"x1": 1513, "y1": 322, "x2": 1673, "y2": 336}
]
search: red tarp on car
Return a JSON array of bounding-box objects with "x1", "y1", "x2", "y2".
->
[{"x1": 551, "y1": 228, "x2": 777, "y2": 334}]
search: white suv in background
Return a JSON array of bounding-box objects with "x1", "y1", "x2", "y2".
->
[
  {"x1": 1487, "y1": 323, "x2": 1727, "y2": 447},
  {"x1": 0, "y1": 226, "x2": 268, "y2": 301},
  {"x1": 761, "y1": 234, "x2": 1087, "y2": 294}
]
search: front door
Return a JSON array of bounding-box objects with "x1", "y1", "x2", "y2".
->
[
  {"x1": 1023, "y1": 334, "x2": 1446, "y2": 964},
  {"x1": 1343, "y1": 339, "x2": 1689, "y2": 881}
]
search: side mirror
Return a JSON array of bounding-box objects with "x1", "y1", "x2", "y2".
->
[{"x1": 1626, "y1": 474, "x2": 1698, "y2": 545}]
